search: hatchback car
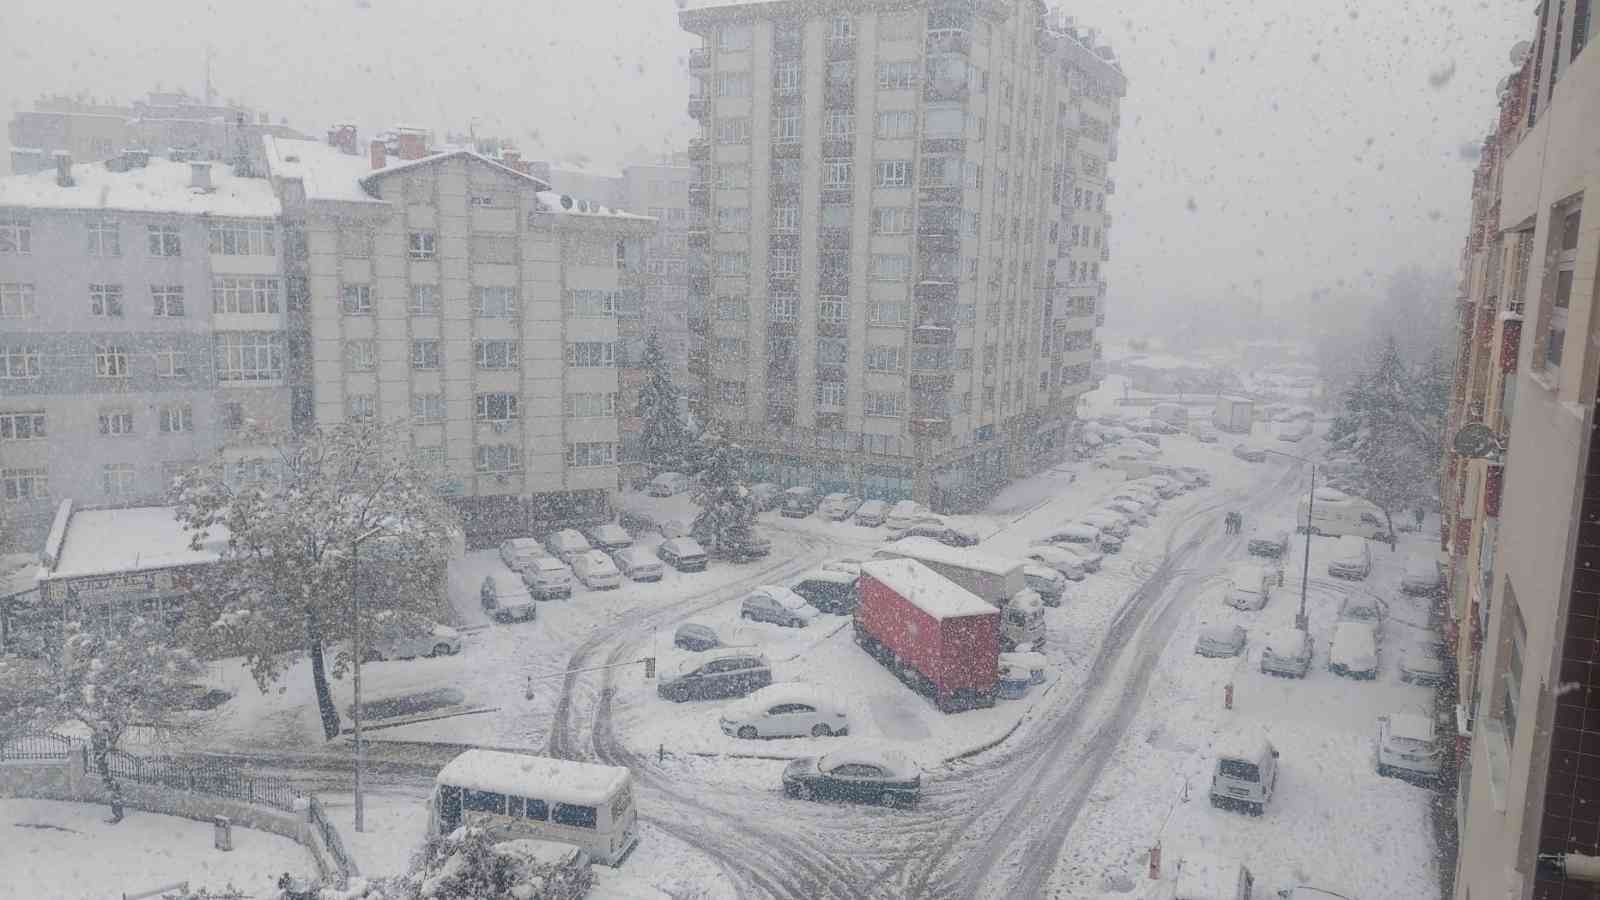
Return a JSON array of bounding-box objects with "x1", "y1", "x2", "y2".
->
[
  {"x1": 740, "y1": 586, "x2": 821, "y2": 628},
  {"x1": 1399, "y1": 638, "x2": 1448, "y2": 685},
  {"x1": 1024, "y1": 547, "x2": 1087, "y2": 581},
  {"x1": 1024, "y1": 565, "x2": 1068, "y2": 607},
  {"x1": 780, "y1": 486, "x2": 821, "y2": 518},
  {"x1": 789, "y1": 570, "x2": 859, "y2": 614},
  {"x1": 854, "y1": 499, "x2": 891, "y2": 526},
  {"x1": 611, "y1": 546, "x2": 664, "y2": 582},
  {"x1": 898, "y1": 521, "x2": 980, "y2": 547},
  {"x1": 1329, "y1": 621, "x2": 1379, "y2": 679},
  {"x1": 544, "y1": 528, "x2": 593, "y2": 565},
  {"x1": 750, "y1": 482, "x2": 784, "y2": 511},
  {"x1": 1337, "y1": 592, "x2": 1386, "y2": 626},
  {"x1": 365, "y1": 621, "x2": 462, "y2": 661},
  {"x1": 1328, "y1": 535, "x2": 1373, "y2": 579},
  {"x1": 656, "y1": 650, "x2": 772, "y2": 702},
  {"x1": 571, "y1": 549, "x2": 623, "y2": 589},
  {"x1": 1224, "y1": 563, "x2": 1271, "y2": 611},
  {"x1": 1248, "y1": 527, "x2": 1291, "y2": 559},
  {"x1": 720, "y1": 684, "x2": 849, "y2": 739},
  {"x1": 657, "y1": 537, "x2": 709, "y2": 572},
  {"x1": 818, "y1": 493, "x2": 864, "y2": 521},
  {"x1": 1042, "y1": 523, "x2": 1101, "y2": 550},
  {"x1": 1051, "y1": 542, "x2": 1104, "y2": 573},
  {"x1": 782, "y1": 749, "x2": 920, "y2": 807},
  {"x1": 1195, "y1": 623, "x2": 1247, "y2": 658},
  {"x1": 1377, "y1": 712, "x2": 1443, "y2": 780},
  {"x1": 1078, "y1": 510, "x2": 1131, "y2": 539},
  {"x1": 1259, "y1": 627, "x2": 1313, "y2": 678},
  {"x1": 672, "y1": 622, "x2": 721, "y2": 652},
  {"x1": 498, "y1": 538, "x2": 547, "y2": 573},
  {"x1": 1233, "y1": 444, "x2": 1267, "y2": 463},
  {"x1": 1401, "y1": 553, "x2": 1443, "y2": 594},
  {"x1": 884, "y1": 500, "x2": 932, "y2": 531},
  {"x1": 480, "y1": 572, "x2": 538, "y2": 623},
  {"x1": 521, "y1": 556, "x2": 574, "y2": 600},
  {"x1": 583, "y1": 523, "x2": 633, "y2": 552}
]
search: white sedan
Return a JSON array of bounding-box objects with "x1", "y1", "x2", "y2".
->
[
  {"x1": 719, "y1": 684, "x2": 849, "y2": 739},
  {"x1": 571, "y1": 549, "x2": 623, "y2": 589},
  {"x1": 365, "y1": 621, "x2": 462, "y2": 661},
  {"x1": 1024, "y1": 547, "x2": 1087, "y2": 581}
]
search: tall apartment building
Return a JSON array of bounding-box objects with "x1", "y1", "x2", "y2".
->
[
  {"x1": 263, "y1": 132, "x2": 656, "y2": 543},
  {"x1": 0, "y1": 152, "x2": 289, "y2": 546},
  {"x1": 679, "y1": 0, "x2": 1122, "y2": 510},
  {"x1": 1441, "y1": 4, "x2": 1598, "y2": 898}
]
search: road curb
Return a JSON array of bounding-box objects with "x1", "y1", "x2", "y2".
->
[{"x1": 338, "y1": 706, "x2": 499, "y2": 736}]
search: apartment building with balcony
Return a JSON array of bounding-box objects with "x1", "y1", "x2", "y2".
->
[
  {"x1": 0, "y1": 151, "x2": 288, "y2": 547},
  {"x1": 263, "y1": 131, "x2": 656, "y2": 544},
  {"x1": 680, "y1": 0, "x2": 1123, "y2": 510},
  {"x1": 1441, "y1": 4, "x2": 1599, "y2": 898}
]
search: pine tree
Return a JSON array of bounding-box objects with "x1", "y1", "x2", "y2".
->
[
  {"x1": 635, "y1": 333, "x2": 691, "y2": 477},
  {"x1": 689, "y1": 429, "x2": 761, "y2": 557},
  {"x1": 1334, "y1": 338, "x2": 1441, "y2": 534}
]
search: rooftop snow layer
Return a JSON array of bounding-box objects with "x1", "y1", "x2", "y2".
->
[
  {"x1": 434, "y1": 749, "x2": 628, "y2": 807},
  {"x1": 0, "y1": 157, "x2": 280, "y2": 217},
  {"x1": 877, "y1": 537, "x2": 1023, "y2": 579},
  {"x1": 533, "y1": 190, "x2": 653, "y2": 220},
  {"x1": 262, "y1": 136, "x2": 384, "y2": 204},
  {"x1": 1213, "y1": 731, "x2": 1274, "y2": 764},
  {"x1": 860, "y1": 558, "x2": 997, "y2": 621},
  {"x1": 47, "y1": 506, "x2": 228, "y2": 580}
]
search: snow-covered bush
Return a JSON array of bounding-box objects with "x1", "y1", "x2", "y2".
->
[{"x1": 319, "y1": 828, "x2": 593, "y2": 900}]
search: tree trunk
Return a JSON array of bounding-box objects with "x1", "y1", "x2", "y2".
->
[
  {"x1": 91, "y1": 734, "x2": 124, "y2": 824},
  {"x1": 306, "y1": 612, "x2": 342, "y2": 741}
]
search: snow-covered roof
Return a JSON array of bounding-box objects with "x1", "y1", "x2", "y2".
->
[
  {"x1": 860, "y1": 558, "x2": 997, "y2": 621},
  {"x1": 532, "y1": 190, "x2": 652, "y2": 221},
  {"x1": 0, "y1": 157, "x2": 280, "y2": 217},
  {"x1": 1173, "y1": 852, "x2": 1247, "y2": 900},
  {"x1": 434, "y1": 750, "x2": 628, "y2": 807},
  {"x1": 1197, "y1": 623, "x2": 1244, "y2": 644},
  {"x1": 45, "y1": 506, "x2": 228, "y2": 581},
  {"x1": 262, "y1": 136, "x2": 385, "y2": 204},
  {"x1": 1386, "y1": 712, "x2": 1435, "y2": 743},
  {"x1": 1124, "y1": 354, "x2": 1213, "y2": 372},
  {"x1": 878, "y1": 537, "x2": 1024, "y2": 579}
]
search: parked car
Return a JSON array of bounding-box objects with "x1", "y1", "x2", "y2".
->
[
  {"x1": 1192, "y1": 426, "x2": 1220, "y2": 443},
  {"x1": 1337, "y1": 592, "x2": 1386, "y2": 626},
  {"x1": 1142, "y1": 476, "x2": 1183, "y2": 499},
  {"x1": 821, "y1": 555, "x2": 872, "y2": 578},
  {"x1": 884, "y1": 500, "x2": 932, "y2": 532},
  {"x1": 1377, "y1": 712, "x2": 1444, "y2": 780},
  {"x1": 1110, "y1": 492, "x2": 1157, "y2": 515},
  {"x1": 789, "y1": 570, "x2": 859, "y2": 614},
  {"x1": 657, "y1": 537, "x2": 709, "y2": 572},
  {"x1": 780, "y1": 486, "x2": 821, "y2": 518},
  {"x1": 854, "y1": 499, "x2": 891, "y2": 526},
  {"x1": 721, "y1": 534, "x2": 774, "y2": 562},
  {"x1": 498, "y1": 538, "x2": 547, "y2": 573},
  {"x1": 673, "y1": 622, "x2": 721, "y2": 652},
  {"x1": 898, "y1": 521, "x2": 980, "y2": 547},
  {"x1": 1049, "y1": 542, "x2": 1104, "y2": 573},
  {"x1": 1131, "y1": 417, "x2": 1181, "y2": 435},
  {"x1": 1176, "y1": 465, "x2": 1213, "y2": 487},
  {"x1": 1103, "y1": 499, "x2": 1151, "y2": 525},
  {"x1": 658, "y1": 518, "x2": 692, "y2": 540},
  {"x1": 544, "y1": 528, "x2": 593, "y2": 565},
  {"x1": 740, "y1": 586, "x2": 821, "y2": 628},
  {"x1": 1023, "y1": 565, "x2": 1068, "y2": 607},
  {"x1": 1328, "y1": 535, "x2": 1373, "y2": 579},
  {"x1": 720, "y1": 683, "x2": 849, "y2": 739},
  {"x1": 1329, "y1": 621, "x2": 1379, "y2": 679},
  {"x1": 1130, "y1": 433, "x2": 1161, "y2": 448},
  {"x1": 1259, "y1": 627, "x2": 1313, "y2": 678},
  {"x1": 1195, "y1": 624, "x2": 1247, "y2": 658},
  {"x1": 571, "y1": 549, "x2": 623, "y2": 589},
  {"x1": 656, "y1": 650, "x2": 771, "y2": 702},
  {"x1": 1401, "y1": 552, "x2": 1443, "y2": 594},
  {"x1": 521, "y1": 556, "x2": 574, "y2": 600},
  {"x1": 583, "y1": 523, "x2": 633, "y2": 552},
  {"x1": 1042, "y1": 523, "x2": 1102, "y2": 550},
  {"x1": 750, "y1": 482, "x2": 784, "y2": 511},
  {"x1": 1078, "y1": 510, "x2": 1131, "y2": 539},
  {"x1": 1224, "y1": 563, "x2": 1271, "y2": 611},
  {"x1": 1024, "y1": 547, "x2": 1087, "y2": 582},
  {"x1": 782, "y1": 749, "x2": 920, "y2": 807},
  {"x1": 1233, "y1": 444, "x2": 1267, "y2": 463},
  {"x1": 1248, "y1": 526, "x2": 1291, "y2": 559},
  {"x1": 887, "y1": 515, "x2": 948, "y2": 541},
  {"x1": 610, "y1": 546, "x2": 664, "y2": 582},
  {"x1": 366, "y1": 620, "x2": 462, "y2": 661},
  {"x1": 480, "y1": 572, "x2": 538, "y2": 623},
  {"x1": 174, "y1": 683, "x2": 234, "y2": 711},
  {"x1": 818, "y1": 493, "x2": 865, "y2": 521},
  {"x1": 1399, "y1": 637, "x2": 1448, "y2": 685},
  {"x1": 1209, "y1": 736, "x2": 1279, "y2": 816},
  {"x1": 646, "y1": 472, "x2": 690, "y2": 497}
]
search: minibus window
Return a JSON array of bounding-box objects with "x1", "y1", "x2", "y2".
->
[
  {"x1": 438, "y1": 786, "x2": 462, "y2": 832},
  {"x1": 463, "y1": 789, "x2": 506, "y2": 814},
  {"x1": 553, "y1": 803, "x2": 597, "y2": 829},
  {"x1": 611, "y1": 786, "x2": 633, "y2": 822},
  {"x1": 525, "y1": 798, "x2": 549, "y2": 821},
  {"x1": 507, "y1": 796, "x2": 524, "y2": 817}
]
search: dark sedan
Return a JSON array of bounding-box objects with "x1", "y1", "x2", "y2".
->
[{"x1": 782, "y1": 749, "x2": 921, "y2": 807}]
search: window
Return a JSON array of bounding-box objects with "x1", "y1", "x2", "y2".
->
[
  {"x1": 718, "y1": 24, "x2": 751, "y2": 50},
  {"x1": 216, "y1": 332, "x2": 283, "y2": 381},
  {"x1": 773, "y1": 113, "x2": 801, "y2": 143},
  {"x1": 476, "y1": 444, "x2": 523, "y2": 473},
  {"x1": 873, "y1": 207, "x2": 911, "y2": 234},
  {"x1": 567, "y1": 342, "x2": 616, "y2": 367},
  {"x1": 567, "y1": 442, "x2": 617, "y2": 468},
  {"x1": 716, "y1": 252, "x2": 748, "y2": 275},
  {"x1": 158, "y1": 403, "x2": 193, "y2": 433},
  {"x1": 101, "y1": 464, "x2": 137, "y2": 496},
  {"x1": 476, "y1": 286, "x2": 518, "y2": 317},
  {"x1": 411, "y1": 339, "x2": 441, "y2": 369},
  {"x1": 2, "y1": 468, "x2": 47, "y2": 502},
  {"x1": 717, "y1": 206, "x2": 751, "y2": 232},
  {"x1": 154, "y1": 349, "x2": 189, "y2": 377},
  {"x1": 995, "y1": 171, "x2": 1009, "y2": 196},
  {"x1": 866, "y1": 392, "x2": 902, "y2": 417},
  {"x1": 87, "y1": 222, "x2": 120, "y2": 256},
  {"x1": 816, "y1": 381, "x2": 846, "y2": 409},
  {"x1": 997, "y1": 123, "x2": 1011, "y2": 150},
  {"x1": 94, "y1": 343, "x2": 129, "y2": 378},
  {"x1": 476, "y1": 340, "x2": 519, "y2": 369},
  {"x1": 476, "y1": 393, "x2": 519, "y2": 421},
  {"x1": 346, "y1": 394, "x2": 375, "y2": 419},
  {"x1": 775, "y1": 61, "x2": 802, "y2": 93},
  {"x1": 875, "y1": 160, "x2": 911, "y2": 188},
  {"x1": 773, "y1": 206, "x2": 800, "y2": 233},
  {"x1": 0, "y1": 283, "x2": 35, "y2": 318},
  {"x1": 770, "y1": 250, "x2": 799, "y2": 276},
  {"x1": 552, "y1": 803, "x2": 598, "y2": 829},
  {"x1": 412, "y1": 393, "x2": 445, "y2": 421},
  {"x1": 1545, "y1": 208, "x2": 1581, "y2": 373},
  {"x1": 716, "y1": 296, "x2": 748, "y2": 320},
  {"x1": 824, "y1": 112, "x2": 855, "y2": 139},
  {"x1": 714, "y1": 164, "x2": 749, "y2": 189},
  {"x1": 716, "y1": 117, "x2": 751, "y2": 144},
  {"x1": 716, "y1": 337, "x2": 747, "y2": 358},
  {"x1": 878, "y1": 61, "x2": 919, "y2": 90},
  {"x1": 208, "y1": 220, "x2": 275, "y2": 256},
  {"x1": 146, "y1": 223, "x2": 181, "y2": 256},
  {"x1": 866, "y1": 345, "x2": 902, "y2": 371},
  {"x1": 214, "y1": 277, "x2": 282, "y2": 314},
  {"x1": 871, "y1": 301, "x2": 907, "y2": 324},
  {"x1": 346, "y1": 341, "x2": 376, "y2": 371},
  {"x1": 716, "y1": 380, "x2": 747, "y2": 404},
  {"x1": 99, "y1": 409, "x2": 134, "y2": 436},
  {"x1": 86, "y1": 283, "x2": 124, "y2": 318},
  {"x1": 819, "y1": 296, "x2": 849, "y2": 323},
  {"x1": 567, "y1": 393, "x2": 617, "y2": 417},
  {"x1": 1, "y1": 345, "x2": 41, "y2": 379},
  {"x1": 566, "y1": 289, "x2": 616, "y2": 318},
  {"x1": 146, "y1": 284, "x2": 186, "y2": 318},
  {"x1": 0, "y1": 411, "x2": 45, "y2": 441},
  {"x1": 768, "y1": 294, "x2": 798, "y2": 321},
  {"x1": 872, "y1": 254, "x2": 910, "y2": 280},
  {"x1": 408, "y1": 231, "x2": 437, "y2": 260},
  {"x1": 816, "y1": 336, "x2": 849, "y2": 366},
  {"x1": 877, "y1": 109, "x2": 916, "y2": 139},
  {"x1": 410, "y1": 284, "x2": 439, "y2": 315},
  {"x1": 0, "y1": 214, "x2": 31, "y2": 254},
  {"x1": 823, "y1": 159, "x2": 853, "y2": 188},
  {"x1": 715, "y1": 72, "x2": 751, "y2": 97}
]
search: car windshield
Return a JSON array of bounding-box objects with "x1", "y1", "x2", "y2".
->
[{"x1": 1217, "y1": 760, "x2": 1260, "y2": 782}]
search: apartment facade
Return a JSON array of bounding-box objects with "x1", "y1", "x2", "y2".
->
[
  {"x1": 679, "y1": 0, "x2": 1122, "y2": 510},
  {"x1": 1442, "y1": 3, "x2": 1599, "y2": 898},
  {"x1": 0, "y1": 153, "x2": 289, "y2": 548},
  {"x1": 264, "y1": 134, "x2": 655, "y2": 544}
]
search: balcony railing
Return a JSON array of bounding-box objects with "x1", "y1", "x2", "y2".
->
[
  {"x1": 925, "y1": 29, "x2": 971, "y2": 54},
  {"x1": 687, "y1": 97, "x2": 709, "y2": 119},
  {"x1": 689, "y1": 48, "x2": 710, "y2": 70},
  {"x1": 687, "y1": 139, "x2": 710, "y2": 161}
]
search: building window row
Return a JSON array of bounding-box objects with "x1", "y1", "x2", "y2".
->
[
  {"x1": 215, "y1": 277, "x2": 281, "y2": 315},
  {"x1": 1, "y1": 467, "x2": 47, "y2": 502},
  {"x1": 208, "y1": 220, "x2": 276, "y2": 256},
  {"x1": 568, "y1": 442, "x2": 617, "y2": 468}
]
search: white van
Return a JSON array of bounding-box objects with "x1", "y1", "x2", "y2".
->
[
  {"x1": 1297, "y1": 489, "x2": 1391, "y2": 540},
  {"x1": 1209, "y1": 735, "x2": 1279, "y2": 816},
  {"x1": 1224, "y1": 563, "x2": 1271, "y2": 611}
]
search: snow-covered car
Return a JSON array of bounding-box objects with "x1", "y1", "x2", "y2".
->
[
  {"x1": 739, "y1": 586, "x2": 821, "y2": 628},
  {"x1": 1176, "y1": 465, "x2": 1213, "y2": 487},
  {"x1": 498, "y1": 538, "x2": 548, "y2": 573},
  {"x1": 750, "y1": 482, "x2": 784, "y2": 511},
  {"x1": 1377, "y1": 712, "x2": 1443, "y2": 780},
  {"x1": 1102, "y1": 500, "x2": 1151, "y2": 525},
  {"x1": 1042, "y1": 523, "x2": 1101, "y2": 550},
  {"x1": 1329, "y1": 621, "x2": 1379, "y2": 679},
  {"x1": 1399, "y1": 637, "x2": 1448, "y2": 685},
  {"x1": 1192, "y1": 426, "x2": 1220, "y2": 443},
  {"x1": 780, "y1": 486, "x2": 821, "y2": 518},
  {"x1": 1327, "y1": 535, "x2": 1372, "y2": 579},
  {"x1": 897, "y1": 521, "x2": 980, "y2": 547},
  {"x1": 1024, "y1": 547, "x2": 1086, "y2": 581},
  {"x1": 1400, "y1": 552, "x2": 1443, "y2": 594},
  {"x1": 1247, "y1": 526, "x2": 1291, "y2": 559},
  {"x1": 1276, "y1": 422, "x2": 1312, "y2": 442},
  {"x1": 543, "y1": 528, "x2": 593, "y2": 565},
  {"x1": 1048, "y1": 542, "x2": 1104, "y2": 573},
  {"x1": 610, "y1": 546, "x2": 664, "y2": 582},
  {"x1": 853, "y1": 499, "x2": 891, "y2": 526},
  {"x1": 1023, "y1": 565, "x2": 1068, "y2": 607},
  {"x1": 521, "y1": 556, "x2": 573, "y2": 600},
  {"x1": 646, "y1": 472, "x2": 690, "y2": 497},
  {"x1": 821, "y1": 555, "x2": 872, "y2": 577},
  {"x1": 884, "y1": 500, "x2": 932, "y2": 532},
  {"x1": 1130, "y1": 417, "x2": 1181, "y2": 435},
  {"x1": 656, "y1": 650, "x2": 771, "y2": 702},
  {"x1": 583, "y1": 523, "x2": 633, "y2": 552},
  {"x1": 480, "y1": 572, "x2": 538, "y2": 623},
  {"x1": 1078, "y1": 510, "x2": 1131, "y2": 539},
  {"x1": 1233, "y1": 444, "x2": 1267, "y2": 463},
  {"x1": 1224, "y1": 563, "x2": 1271, "y2": 611},
  {"x1": 782, "y1": 749, "x2": 920, "y2": 807},
  {"x1": 817, "y1": 493, "x2": 864, "y2": 521},
  {"x1": 1337, "y1": 592, "x2": 1386, "y2": 626},
  {"x1": 1259, "y1": 627, "x2": 1313, "y2": 678},
  {"x1": 1130, "y1": 433, "x2": 1161, "y2": 448},
  {"x1": 658, "y1": 518, "x2": 693, "y2": 540},
  {"x1": 1142, "y1": 476, "x2": 1182, "y2": 498},
  {"x1": 1209, "y1": 736, "x2": 1279, "y2": 816},
  {"x1": 366, "y1": 621, "x2": 462, "y2": 661},
  {"x1": 657, "y1": 537, "x2": 708, "y2": 572},
  {"x1": 571, "y1": 549, "x2": 623, "y2": 589},
  {"x1": 721, "y1": 533, "x2": 773, "y2": 562},
  {"x1": 1195, "y1": 624, "x2": 1247, "y2": 658},
  {"x1": 673, "y1": 622, "x2": 721, "y2": 652},
  {"x1": 719, "y1": 683, "x2": 849, "y2": 739},
  {"x1": 789, "y1": 570, "x2": 859, "y2": 615}
]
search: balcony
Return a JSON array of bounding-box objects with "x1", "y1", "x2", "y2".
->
[
  {"x1": 773, "y1": 28, "x2": 801, "y2": 52},
  {"x1": 922, "y1": 138, "x2": 965, "y2": 156},
  {"x1": 688, "y1": 96, "x2": 709, "y2": 120},
  {"x1": 915, "y1": 279, "x2": 959, "y2": 301},
  {"x1": 1105, "y1": 178, "x2": 1116, "y2": 195},
  {"x1": 1096, "y1": 312, "x2": 1106, "y2": 327},
  {"x1": 687, "y1": 227, "x2": 709, "y2": 249},
  {"x1": 1100, "y1": 247, "x2": 1110, "y2": 262},
  {"x1": 689, "y1": 48, "x2": 710, "y2": 70},
  {"x1": 826, "y1": 37, "x2": 856, "y2": 60},
  {"x1": 919, "y1": 233, "x2": 960, "y2": 257},
  {"x1": 687, "y1": 139, "x2": 710, "y2": 162},
  {"x1": 925, "y1": 29, "x2": 971, "y2": 54},
  {"x1": 920, "y1": 186, "x2": 962, "y2": 205},
  {"x1": 821, "y1": 138, "x2": 854, "y2": 158},
  {"x1": 825, "y1": 78, "x2": 856, "y2": 106},
  {"x1": 913, "y1": 324, "x2": 956, "y2": 346},
  {"x1": 909, "y1": 417, "x2": 951, "y2": 437},
  {"x1": 820, "y1": 228, "x2": 851, "y2": 251},
  {"x1": 772, "y1": 139, "x2": 803, "y2": 159},
  {"x1": 688, "y1": 180, "x2": 710, "y2": 201},
  {"x1": 923, "y1": 81, "x2": 970, "y2": 103}
]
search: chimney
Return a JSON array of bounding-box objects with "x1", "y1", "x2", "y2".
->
[
  {"x1": 501, "y1": 149, "x2": 526, "y2": 173},
  {"x1": 189, "y1": 161, "x2": 213, "y2": 192},
  {"x1": 369, "y1": 139, "x2": 387, "y2": 170},
  {"x1": 53, "y1": 151, "x2": 74, "y2": 187},
  {"x1": 395, "y1": 130, "x2": 427, "y2": 161},
  {"x1": 331, "y1": 124, "x2": 359, "y2": 155}
]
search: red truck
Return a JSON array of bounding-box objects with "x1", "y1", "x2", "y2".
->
[{"x1": 855, "y1": 558, "x2": 1001, "y2": 712}]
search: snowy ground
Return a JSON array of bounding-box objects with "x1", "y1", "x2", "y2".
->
[{"x1": 0, "y1": 797, "x2": 313, "y2": 900}]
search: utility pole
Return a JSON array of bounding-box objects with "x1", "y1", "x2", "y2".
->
[
  {"x1": 1265, "y1": 448, "x2": 1316, "y2": 631},
  {"x1": 350, "y1": 525, "x2": 384, "y2": 833}
]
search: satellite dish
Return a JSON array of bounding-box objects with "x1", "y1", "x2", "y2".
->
[
  {"x1": 560, "y1": 194, "x2": 573, "y2": 210},
  {"x1": 1510, "y1": 41, "x2": 1531, "y2": 65},
  {"x1": 1453, "y1": 423, "x2": 1504, "y2": 460}
]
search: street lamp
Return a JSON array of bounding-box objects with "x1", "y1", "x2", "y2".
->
[
  {"x1": 349, "y1": 524, "x2": 385, "y2": 834},
  {"x1": 1263, "y1": 448, "x2": 1316, "y2": 632}
]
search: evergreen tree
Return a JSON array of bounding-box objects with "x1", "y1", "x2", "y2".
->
[
  {"x1": 690, "y1": 429, "x2": 761, "y2": 556},
  {"x1": 635, "y1": 333, "x2": 691, "y2": 476},
  {"x1": 1332, "y1": 338, "x2": 1441, "y2": 534}
]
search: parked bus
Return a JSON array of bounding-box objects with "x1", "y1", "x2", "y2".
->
[{"x1": 428, "y1": 749, "x2": 639, "y2": 866}]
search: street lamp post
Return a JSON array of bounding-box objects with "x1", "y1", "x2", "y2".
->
[
  {"x1": 350, "y1": 525, "x2": 385, "y2": 834},
  {"x1": 1264, "y1": 448, "x2": 1316, "y2": 632}
]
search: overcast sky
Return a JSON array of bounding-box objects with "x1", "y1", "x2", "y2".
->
[{"x1": 2, "y1": 0, "x2": 1530, "y2": 326}]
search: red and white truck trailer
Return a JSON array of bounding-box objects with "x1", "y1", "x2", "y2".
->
[{"x1": 855, "y1": 558, "x2": 1001, "y2": 712}]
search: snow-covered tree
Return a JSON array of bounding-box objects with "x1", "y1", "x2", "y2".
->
[
  {"x1": 689, "y1": 429, "x2": 761, "y2": 556},
  {"x1": 0, "y1": 617, "x2": 204, "y2": 823},
  {"x1": 635, "y1": 333, "x2": 692, "y2": 477},
  {"x1": 1330, "y1": 338, "x2": 1445, "y2": 534},
  {"x1": 172, "y1": 420, "x2": 461, "y2": 741},
  {"x1": 316, "y1": 827, "x2": 592, "y2": 900}
]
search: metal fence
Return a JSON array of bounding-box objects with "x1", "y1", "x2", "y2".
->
[
  {"x1": 100, "y1": 750, "x2": 304, "y2": 812},
  {"x1": 0, "y1": 731, "x2": 77, "y2": 761},
  {"x1": 307, "y1": 795, "x2": 357, "y2": 882}
]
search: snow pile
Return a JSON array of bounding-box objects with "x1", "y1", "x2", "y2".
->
[{"x1": 0, "y1": 157, "x2": 281, "y2": 217}]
